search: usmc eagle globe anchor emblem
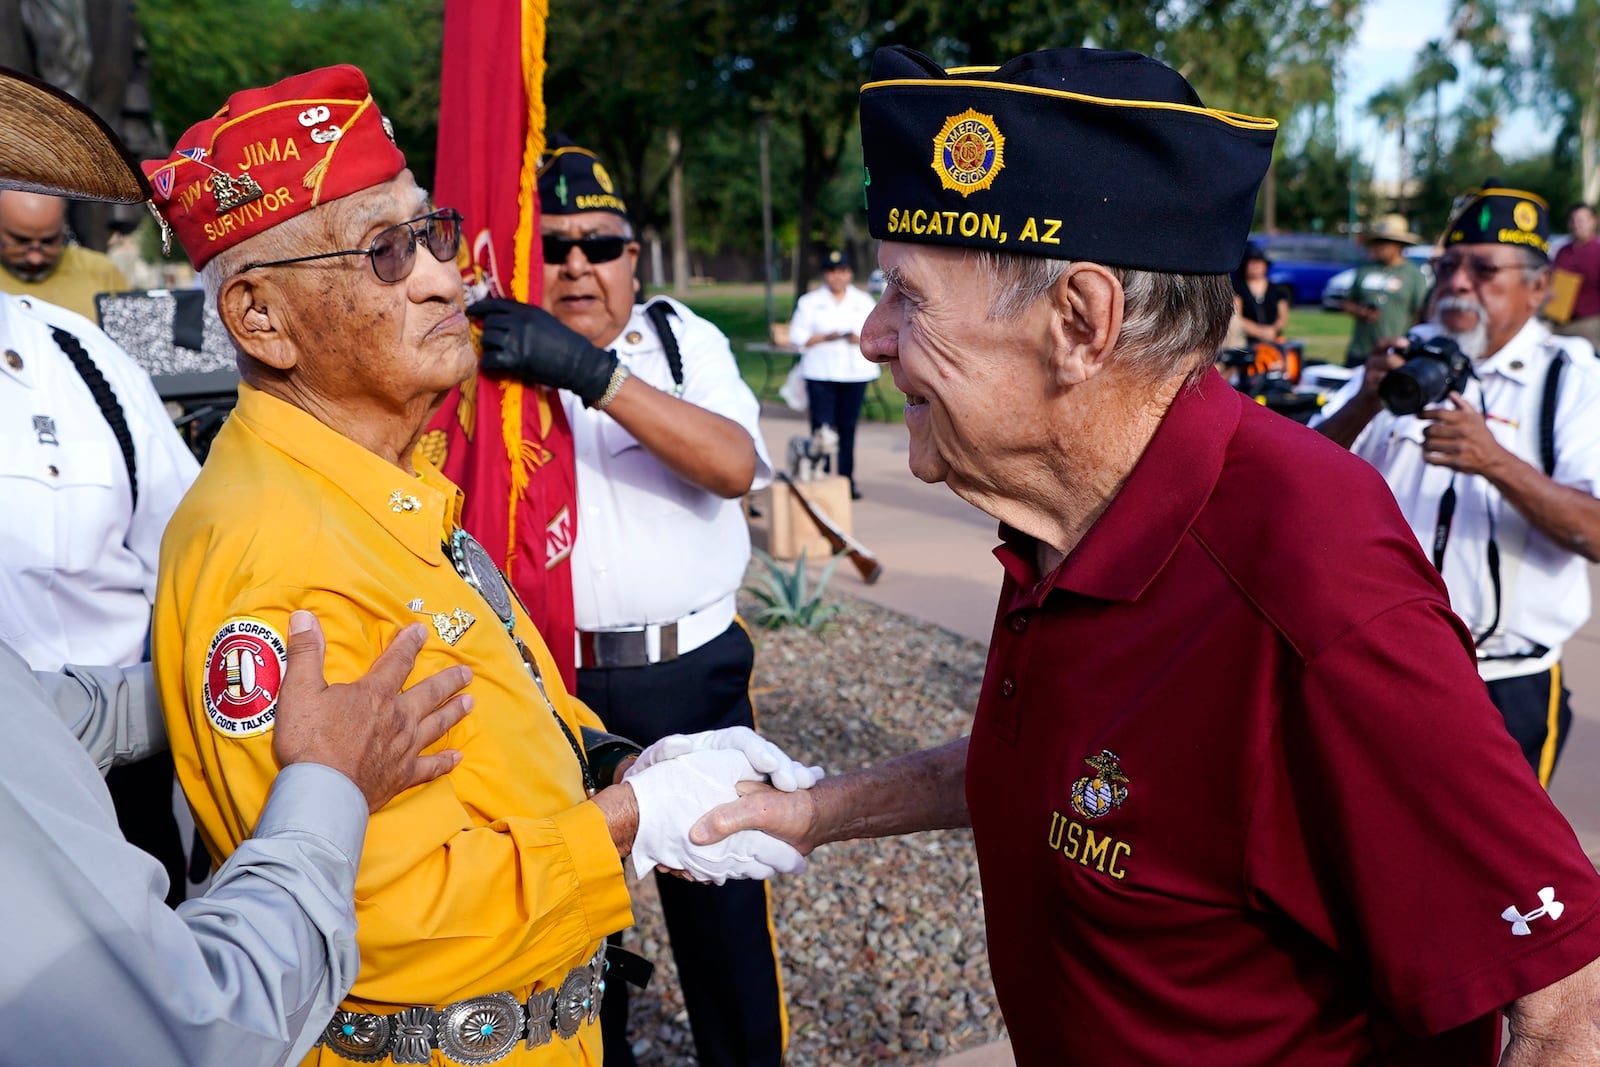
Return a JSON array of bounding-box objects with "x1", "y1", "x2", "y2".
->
[{"x1": 1069, "y1": 749, "x2": 1130, "y2": 820}]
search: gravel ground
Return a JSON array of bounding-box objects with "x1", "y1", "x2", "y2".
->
[{"x1": 618, "y1": 582, "x2": 1007, "y2": 1065}]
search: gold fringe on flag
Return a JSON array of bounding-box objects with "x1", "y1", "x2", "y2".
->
[{"x1": 503, "y1": 0, "x2": 549, "y2": 568}]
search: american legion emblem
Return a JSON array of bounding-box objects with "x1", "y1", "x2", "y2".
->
[
  {"x1": 1069, "y1": 749, "x2": 1130, "y2": 820},
  {"x1": 203, "y1": 616, "x2": 287, "y2": 737},
  {"x1": 931, "y1": 108, "x2": 1005, "y2": 197}
]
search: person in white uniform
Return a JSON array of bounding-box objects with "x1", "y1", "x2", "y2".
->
[
  {"x1": 467, "y1": 139, "x2": 786, "y2": 1067},
  {"x1": 0, "y1": 190, "x2": 201, "y2": 908},
  {"x1": 0, "y1": 292, "x2": 197, "y2": 671},
  {"x1": 1313, "y1": 186, "x2": 1600, "y2": 786},
  {"x1": 0, "y1": 65, "x2": 472, "y2": 1065},
  {"x1": 787, "y1": 247, "x2": 879, "y2": 497}
]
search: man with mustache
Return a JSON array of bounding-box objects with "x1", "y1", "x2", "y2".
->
[{"x1": 1315, "y1": 186, "x2": 1600, "y2": 786}]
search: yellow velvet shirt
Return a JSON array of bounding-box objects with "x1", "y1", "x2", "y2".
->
[{"x1": 153, "y1": 383, "x2": 632, "y2": 1066}]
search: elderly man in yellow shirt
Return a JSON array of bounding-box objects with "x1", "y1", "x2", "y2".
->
[{"x1": 146, "y1": 65, "x2": 814, "y2": 1067}]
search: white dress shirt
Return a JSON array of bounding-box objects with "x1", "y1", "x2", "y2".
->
[
  {"x1": 566, "y1": 298, "x2": 773, "y2": 630},
  {"x1": 0, "y1": 640, "x2": 365, "y2": 1067},
  {"x1": 0, "y1": 292, "x2": 199, "y2": 669},
  {"x1": 788, "y1": 284, "x2": 880, "y2": 383},
  {"x1": 1314, "y1": 319, "x2": 1600, "y2": 672}
]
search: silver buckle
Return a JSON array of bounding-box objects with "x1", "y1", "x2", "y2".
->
[
  {"x1": 578, "y1": 624, "x2": 678, "y2": 668},
  {"x1": 526, "y1": 943, "x2": 607, "y2": 1048},
  {"x1": 437, "y1": 992, "x2": 524, "y2": 1065},
  {"x1": 320, "y1": 945, "x2": 607, "y2": 1063}
]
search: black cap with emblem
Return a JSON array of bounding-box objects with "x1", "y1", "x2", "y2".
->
[
  {"x1": 1444, "y1": 185, "x2": 1549, "y2": 259},
  {"x1": 538, "y1": 133, "x2": 628, "y2": 219},
  {"x1": 858, "y1": 46, "x2": 1278, "y2": 273}
]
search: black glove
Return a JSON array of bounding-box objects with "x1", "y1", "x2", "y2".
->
[{"x1": 468, "y1": 298, "x2": 619, "y2": 406}]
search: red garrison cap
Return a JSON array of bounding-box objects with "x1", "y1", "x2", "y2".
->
[{"x1": 142, "y1": 64, "x2": 404, "y2": 270}]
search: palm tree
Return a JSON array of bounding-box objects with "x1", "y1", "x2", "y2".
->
[{"x1": 1366, "y1": 80, "x2": 1417, "y2": 213}]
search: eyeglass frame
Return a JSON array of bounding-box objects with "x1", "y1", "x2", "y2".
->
[
  {"x1": 0, "y1": 228, "x2": 68, "y2": 254},
  {"x1": 239, "y1": 207, "x2": 464, "y2": 283},
  {"x1": 1433, "y1": 251, "x2": 1534, "y2": 284}
]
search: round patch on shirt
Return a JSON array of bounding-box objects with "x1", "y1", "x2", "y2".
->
[{"x1": 202, "y1": 616, "x2": 287, "y2": 737}]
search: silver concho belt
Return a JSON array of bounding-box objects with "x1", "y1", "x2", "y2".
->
[{"x1": 320, "y1": 944, "x2": 607, "y2": 1064}]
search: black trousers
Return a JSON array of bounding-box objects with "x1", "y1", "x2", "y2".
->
[
  {"x1": 580, "y1": 622, "x2": 786, "y2": 1067},
  {"x1": 1485, "y1": 662, "x2": 1573, "y2": 788},
  {"x1": 805, "y1": 379, "x2": 868, "y2": 485},
  {"x1": 104, "y1": 751, "x2": 186, "y2": 908}
]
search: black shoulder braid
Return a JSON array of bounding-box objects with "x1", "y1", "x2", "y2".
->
[{"x1": 51, "y1": 327, "x2": 138, "y2": 509}]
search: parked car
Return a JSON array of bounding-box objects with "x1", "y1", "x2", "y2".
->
[
  {"x1": 1320, "y1": 244, "x2": 1437, "y2": 311},
  {"x1": 1248, "y1": 233, "x2": 1367, "y2": 305}
]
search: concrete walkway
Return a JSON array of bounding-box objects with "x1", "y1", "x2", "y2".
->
[{"x1": 755, "y1": 407, "x2": 1600, "y2": 1066}]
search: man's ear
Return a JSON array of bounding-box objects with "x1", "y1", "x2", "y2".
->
[
  {"x1": 217, "y1": 273, "x2": 298, "y2": 372},
  {"x1": 1045, "y1": 263, "x2": 1123, "y2": 388}
]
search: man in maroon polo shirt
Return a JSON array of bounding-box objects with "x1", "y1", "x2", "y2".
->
[
  {"x1": 695, "y1": 45, "x2": 1600, "y2": 1066},
  {"x1": 1553, "y1": 203, "x2": 1600, "y2": 351}
]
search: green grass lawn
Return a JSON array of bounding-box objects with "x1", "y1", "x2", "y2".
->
[
  {"x1": 1287, "y1": 305, "x2": 1354, "y2": 367},
  {"x1": 667, "y1": 283, "x2": 1354, "y2": 421}
]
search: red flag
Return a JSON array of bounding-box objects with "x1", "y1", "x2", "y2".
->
[{"x1": 419, "y1": 0, "x2": 579, "y2": 688}]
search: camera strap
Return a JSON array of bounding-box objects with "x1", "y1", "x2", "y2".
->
[
  {"x1": 1431, "y1": 350, "x2": 1567, "y2": 647},
  {"x1": 1430, "y1": 476, "x2": 1457, "y2": 572}
]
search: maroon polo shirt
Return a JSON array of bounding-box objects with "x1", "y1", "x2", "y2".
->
[
  {"x1": 1554, "y1": 237, "x2": 1600, "y2": 319},
  {"x1": 966, "y1": 370, "x2": 1600, "y2": 1066}
]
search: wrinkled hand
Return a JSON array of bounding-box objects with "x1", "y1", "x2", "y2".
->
[
  {"x1": 633, "y1": 726, "x2": 824, "y2": 792},
  {"x1": 1418, "y1": 391, "x2": 1510, "y2": 475},
  {"x1": 625, "y1": 749, "x2": 808, "y2": 883},
  {"x1": 273, "y1": 612, "x2": 472, "y2": 813},
  {"x1": 468, "y1": 298, "x2": 618, "y2": 405},
  {"x1": 692, "y1": 780, "x2": 821, "y2": 857}
]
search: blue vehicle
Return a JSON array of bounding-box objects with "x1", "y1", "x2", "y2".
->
[{"x1": 1247, "y1": 233, "x2": 1366, "y2": 305}]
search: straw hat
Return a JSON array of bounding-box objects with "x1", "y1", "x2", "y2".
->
[
  {"x1": 1361, "y1": 213, "x2": 1423, "y2": 246},
  {"x1": 0, "y1": 65, "x2": 149, "y2": 203}
]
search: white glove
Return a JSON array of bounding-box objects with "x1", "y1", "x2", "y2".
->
[
  {"x1": 632, "y1": 726, "x2": 824, "y2": 792},
  {"x1": 624, "y1": 748, "x2": 808, "y2": 883}
]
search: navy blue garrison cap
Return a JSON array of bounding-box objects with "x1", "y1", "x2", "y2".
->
[{"x1": 859, "y1": 46, "x2": 1279, "y2": 273}]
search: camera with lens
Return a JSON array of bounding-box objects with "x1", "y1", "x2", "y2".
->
[{"x1": 1378, "y1": 333, "x2": 1473, "y2": 416}]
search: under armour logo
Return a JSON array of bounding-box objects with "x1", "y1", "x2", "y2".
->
[{"x1": 1502, "y1": 886, "x2": 1564, "y2": 936}]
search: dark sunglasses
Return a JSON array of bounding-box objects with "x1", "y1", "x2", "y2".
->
[
  {"x1": 1434, "y1": 253, "x2": 1521, "y2": 284},
  {"x1": 542, "y1": 234, "x2": 629, "y2": 265},
  {"x1": 242, "y1": 208, "x2": 463, "y2": 284}
]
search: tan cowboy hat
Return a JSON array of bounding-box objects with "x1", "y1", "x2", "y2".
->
[
  {"x1": 1361, "y1": 213, "x2": 1423, "y2": 246},
  {"x1": 0, "y1": 66, "x2": 149, "y2": 203}
]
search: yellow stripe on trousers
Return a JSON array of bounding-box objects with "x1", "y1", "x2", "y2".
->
[
  {"x1": 737, "y1": 612, "x2": 791, "y2": 1058},
  {"x1": 1537, "y1": 661, "x2": 1563, "y2": 789}
]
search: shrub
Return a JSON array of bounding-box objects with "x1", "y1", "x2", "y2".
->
[{"x1": 744, "y1": 548, "x2": 842, "y2": 631}]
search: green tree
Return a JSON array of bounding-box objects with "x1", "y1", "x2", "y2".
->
[{"x1": 137, "y1": 0, "x2": 444, "y2": 188}]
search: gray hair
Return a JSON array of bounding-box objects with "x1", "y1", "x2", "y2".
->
[
  {"x1": 1517, "y1": 245, "x2": 1550, "y2": 285},
  {"x1": 199, "y1": 204, "x2": 333, "y2": 312},
  {"x1": 975, "y1": 249, "x2": 1233, "y2": 380}
]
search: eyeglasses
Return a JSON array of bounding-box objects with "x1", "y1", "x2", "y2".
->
[
  {"x1": 1, "y1": 230, "x2": 66, "y2": 253},
  {"x1": 542, "y1": 234, "x2": 629, "y2": 265},
  {"x1": 242, "y1": 208, "x2": 463, "y2": 283},
  {"x1": 1434, "y1": 253, "x2": 1521, "y2": 283}
]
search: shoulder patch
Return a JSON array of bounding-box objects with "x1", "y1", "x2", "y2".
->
[{"x1": 203, "y1": 616, "x2": 287, "y2": 737}]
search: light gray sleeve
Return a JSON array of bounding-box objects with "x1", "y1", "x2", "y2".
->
[
  {"x1": 0, "y1": 639, "x2": 368, "y2": 1067},
  {"x1": 33, "y1": 659, "x2": 167, "y2": 771},
  {"x1": 163, "y1": 762, "x2": 367, "y2": 1065}
]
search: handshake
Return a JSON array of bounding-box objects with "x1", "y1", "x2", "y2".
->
[{"x1": 624, "y1": 727, "x2": 820, "y2": 885}]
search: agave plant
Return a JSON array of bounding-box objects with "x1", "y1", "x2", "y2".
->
[{"x1": 744, "y1": 548, "x2": 843, "y2": 631}]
